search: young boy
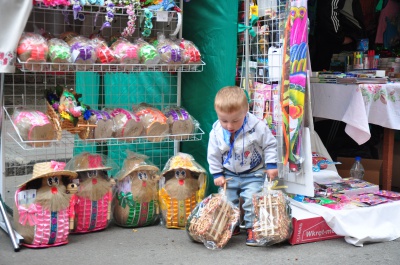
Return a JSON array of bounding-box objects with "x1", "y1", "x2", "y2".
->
[{"x1": 207, "y1": 86, "x2": 278, "y2": 246}]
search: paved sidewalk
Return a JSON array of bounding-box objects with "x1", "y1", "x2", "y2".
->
[{"x1": 1, "y1": 221, "x2": 399, "y2": 265}]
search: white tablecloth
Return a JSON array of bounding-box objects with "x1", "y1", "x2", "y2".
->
[
  {"x1": 290, "y1": 198, "x2": 400, "y2": 246},
  {"x1": 311, "y1": 83, "x2": 400, "y2": 145}
]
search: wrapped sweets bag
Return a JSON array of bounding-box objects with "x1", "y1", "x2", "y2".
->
[
  {"x1": 133, "y1": 103, "x2": 169, "y2": 142},
  {"x1": 109, "y1": 108, "x2": 143, "y2": 140},
  {"x1": 164, "y1": 106, "x2": 197, "y2": 140},
  {"x1": 251, "y1": 179, "x2": 292, "y2": 246},
  {"x1": 13, "y1": 161, "x2": 78, "y2": 248},
  {"x1": 179, "y1": 38, "x2": 202, "y2": 70},
  {"x1": 111, "y1": 37, "x2": 139, "y2": 64},
  {"x1": 156, "y1": 33, "x2": 183, "y2": 69},
  {"x1": 113, "y1": 151, "x2": 160, "y2": 228},
  {"x1": 12, "y1": 107, "x2": 56, "y2": 147},
  {"x1": 47, "y1": 38, "x2": 71, "y2": 71},
  {"x1": 91, "y1": 36, "x2": 117, "y2": 64},
  {"x1": 65, "y1": 152, "x2": 116, "y2": 233},
  {"x1": 159, "y1": 153, "x2": 207, "y2": 229},
  {"x1": 86, "y1": 109, "x2": 114, "y2": 142},
  {"x1": 136, "y1": 38, "x2": 160, "y2": 65},
  {"x1": 68, "y1": 36, "x2": 97, "y2": 70},
  {"x1": 186, "y1": 183, "x2": 240, "y2": 250},
  {"x1": 16, "y1": 32, "x2": 49, "y2": 71}
]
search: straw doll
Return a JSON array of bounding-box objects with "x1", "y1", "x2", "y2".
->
[
  {"x1": 13, "y1": 161, "x2": 78, "y2": 248},
  {"x1": 65, "y1": 152, "x2": 116, "y2": 233},
  {"x1": 159, "y1": 153, "x2": 207, "y2": 229},
  {"x1": 113, "y1": 151, "x2": 160, "y2": 228}
]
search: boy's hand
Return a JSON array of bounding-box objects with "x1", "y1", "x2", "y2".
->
[
  {"x1": 265, "y1": 169, "x2": 278, "y2": 180},
  {"x1": 214, "y1": 176, "x2": 226, "y2": 187}
]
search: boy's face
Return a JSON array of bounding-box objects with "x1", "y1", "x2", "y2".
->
[{"x1": 216, "y1": 108, "x2": 247, "y2": 133}]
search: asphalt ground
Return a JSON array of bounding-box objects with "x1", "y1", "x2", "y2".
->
[{"x1": 1, "y1": 219, "x2": 399, "y2": 265}]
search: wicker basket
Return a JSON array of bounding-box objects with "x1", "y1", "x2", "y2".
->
[{"x1": 46, "y1": 101, "x2": 92, "y2": 140}]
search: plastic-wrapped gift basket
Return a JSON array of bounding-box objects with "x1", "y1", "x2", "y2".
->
[
  {"x1": 186, "y1": 187, "x2": 241, "y2": 250},
  {"x1": 113, "y1": 151, "x2": 160, "y2": 228},
  {"x1": 64, "y1": 152, "x2": 117, "y2": 233},
  {"x1": 251, "y1": 180, "x2": 293, "y2": 246},
  {"x1": 13, "y1": 161, "x2": 78, "y2": 248},
  {"x1": 133, "y1": 103, "x2": 169, "y2": 142},
  {"x1": 159, "y1": 153, "x2": 207, "y2": 229}
]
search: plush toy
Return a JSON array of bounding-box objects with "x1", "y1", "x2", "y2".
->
[
  {"x1": 16, "y1": 32, "x2": 49, "y2": 71},
  {"x1": 12, "y1": 108, "x2": 56, "y2": 147},
  {"x1": 13, "y1": 161, "x2": 78, "y2": 248},
  {"x1": 159, "y1": 153, "x2": 207, "y2": 229},
  {"x1": 65, "y1": 152, "x2": 116, "y2": 233},
  {"x1": 113, "y1": 151, "x2": 160, "y2": 227}
]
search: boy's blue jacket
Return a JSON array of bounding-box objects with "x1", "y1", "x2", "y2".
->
[{"x1": 207, "y1": 112, "x2": 278, "y2": 178}]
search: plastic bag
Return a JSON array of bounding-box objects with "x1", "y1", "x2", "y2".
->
[
  {"x1": 113, "y1": 151, "x2": 161, "y2": 227},
  {"x1": 251, "y1": 180, "x2": 292, "y2": 246},
  {"x1": 186, "y1": 189, "x2": 240, "y2": 250},
  {"x1": 159, "y1": 153, "x2": 207, "y2": 229},
  {"x1": 64, "y1": 152, "x2": 117, "y2": 233}
]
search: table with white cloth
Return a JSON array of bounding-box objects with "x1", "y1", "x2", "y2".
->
[
  {"x1": 310, "y1": 83, "x2": 400, "y2": 190},
  {"x1": 290, "y1": 198, "x2": 400, "y2": 246}
]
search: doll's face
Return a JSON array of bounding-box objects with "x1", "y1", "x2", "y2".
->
[
  {"x1": 174, "y1": 169, "x2": 191, "y2": 180},
  {"x1": 45, "y1": 176, "x2": 60, "y2": 187}
]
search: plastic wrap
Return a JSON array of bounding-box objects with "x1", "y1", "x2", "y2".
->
[
  {"x1": 13, "y1": 161, "x2": 78, "y2": 248},
  {"x1": 47, "y1": 38, "x2": 71, "y2": 70},
  {"x1": 113, "y1": 151, "x2": 161, "y2": 227},
  {"x1": 64, "y1": 152, "x2": 117, "y2": 234},
  {"x1": 109, "y1": 108, "x2": 143, "y2": 139},
  {"x1": 59, "y1": 31, "x2": 79, "y2": 43},
  {"x1": 159, "y1": 153, "x2": 207, "y2": 229},
  {"x1": 68, "y1": 36, "x2": 97, "y2": 69},
  {"x1": 86, "y1": 109, "x2": 115, "y2": 141},
  {"x1": 12, "y1": 107, "x2": 56, "y2": 147},
  {"x1": 179, "y1": 38, "x2": 201, "y2": 65},
  {"x1": 156, "y1": 33, "x2": 183, "y2": 65},
  {"x1": 136, "y1": 38, "x2": 160, "y2": 65},
  {"x1": 111, "y1": 37, "x2": 140, "y2": 64},
  {"x1": 17, "y1": 32, "x2": 49, "y2": 71},
  {"x1": 186, "y1": 189, "x2": 240, "y2": 250},
  {"x1": 91, "y1": 36, "x2": 117, "y2": 64},
  {"x1": 133, "y1": 103, "x2": 169, "y2": 142},
  {"x1": 164, "y1": 106, "x2": 198, "y2": 140},
  {"x1": 251, "y1": 181, "x2": 292, "y2": 246}
]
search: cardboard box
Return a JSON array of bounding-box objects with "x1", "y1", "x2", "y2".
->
[
  {"x1": 391, "y1": 142, "x2": 400, "y2": 189},
  {"x1": 335, "y1": 157, "x2": 382, "y2": 186},
  {"x1": 289, "y1": 205, "x2": 342, "y2": 245}
]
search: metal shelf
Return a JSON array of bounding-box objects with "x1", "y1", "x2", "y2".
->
[
  {"x1": 3, "y1": 106, "x2": 204, "y2": 151},
  {"x1": 16, "y1": 60, "x2": 205, "y2": 73}
]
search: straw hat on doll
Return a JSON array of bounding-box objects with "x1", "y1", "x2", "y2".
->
[
  {"x1": 65, "y1": 152, "x2": 112, "y2": 172},
  {"x1": 115, "y1": 153, "x2": 159, "y2": 181},
  {"x1": 18, "y1": 161, "x2": 77, "y2": 187},
  {"x1": 161, "y1": 152, "x2": 206, "y2": 180}
]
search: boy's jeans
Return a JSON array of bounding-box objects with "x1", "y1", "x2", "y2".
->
[{"x1": 223, "y1": 169, "x2": 265, "y2": 229}]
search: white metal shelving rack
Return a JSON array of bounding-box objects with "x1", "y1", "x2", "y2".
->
[{"x1": 0, "y1": 1, "x2": 205, "y2": 221}]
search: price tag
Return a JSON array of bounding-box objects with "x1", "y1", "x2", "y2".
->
[{"x1": 156, "y1": 11, "x2": 169, "y2": 22}]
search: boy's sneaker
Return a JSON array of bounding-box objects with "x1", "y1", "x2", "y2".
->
[
  {"x1": 246, "y1": 228, "x2": 258, "y2": 246},
  {"x1": 232, "y1": 226, "x2": 241, "y2": 236}
]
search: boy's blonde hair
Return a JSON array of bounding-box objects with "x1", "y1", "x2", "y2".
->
[{"x1": 214, "y1": 86, "x2": 249, "y2": 113}]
